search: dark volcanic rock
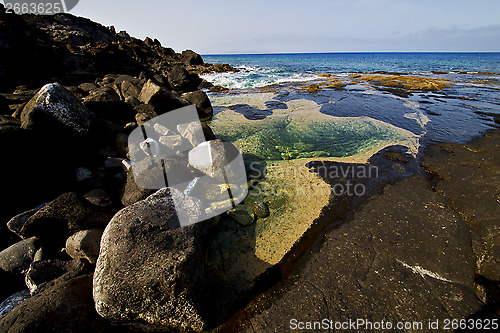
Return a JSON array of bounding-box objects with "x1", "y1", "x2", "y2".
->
[
  {"x1": 93, "y1": 188, "x2": 208, "y2": 332},
  {"x1": 19, "y1": 192, "x2": 115, "y2": 243},
  {"x1": 182, "y1": 90, "x2": 214, "y2": 122},
  {"x1": 181, "y1": 50, "x2": 203, "y2": 66},
  {"x1": 168, "y1": 65, "x2": 201, "y2": 93},
  {"x1": 20, "y1": 83, "x2": 94, "y2": 135},
  {"x1": 0, "y1": 274, "x2": 111, "y2": 333},
  {"x1": 422, "y1": 130, "x2": 500, "y2": 293},
  {"x1": 237, "y1": 176, "x2": 481, "y2": 331}
]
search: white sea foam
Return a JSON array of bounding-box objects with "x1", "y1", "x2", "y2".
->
[{"x1": 200, "y1": 65, "x2": 318, "y2": 89}]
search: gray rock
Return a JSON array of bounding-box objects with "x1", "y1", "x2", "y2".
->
[
  {"x1": 0, "y1": 274, "x2": 110, "y2": 332},
  {"x1": 0, "y1": 237, "x2": 39, "y2": 274},
  {"x1": 182, "y1": 90, "x2": 213, "y2": 121},
  {"x1": 25, "y1": 259, "x2": 89, "y2": 295},
  {"x1": 7, "y1": 203, "x2": 47, "y2": 237},
  {"x1": 20, "y1": 83, "x2": 94, "y2": 135},
  {"x1": 93, "y1": 188, "x2": 208, "y2": 332},
  {"x1": 0, "y1": 290, "x2": 30, "y2": 318},
  {"x1": 65, "y1": 229, "x2": 103, "y2": 264},
  {"x1": 138, "y1": 79, "x2": 188, "y2": 112}
]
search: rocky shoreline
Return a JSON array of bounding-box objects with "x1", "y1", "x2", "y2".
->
[
  {"x1": 220, "y1": 130, "x2": 500, "y2": 332},
  {"x1": 1, "y1": 5, "x2": 499, "y2": 333}
]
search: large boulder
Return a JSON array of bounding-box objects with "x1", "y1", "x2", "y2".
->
[
  {"x1": 20, "y1": 83, "x2": 94, "y2": 136},
  {"x1": 168, "y1": 65, "x2": 201, "y2": 93},
  {"x1": 182, "y1": 90, "x2": 214, "y2": 122},
  {"x1": 0, "y1": 274, "x2": 111, "y2": 332},
  {"x1": 138, "y1": 79, "x2": 189, "y2": 113},
  {"x1": 93, "y1": 188, "x2": 208, "y2": 332}
]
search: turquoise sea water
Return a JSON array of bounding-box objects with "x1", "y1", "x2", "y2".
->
[{"x1": 202, "y1": 53, "x2": 500, "y2": 159}]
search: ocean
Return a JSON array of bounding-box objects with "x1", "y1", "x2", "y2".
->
[
  {"x1": 200, "y1": 52, "x2": 500, "y2": 162},
  {"x1": 202, "y1": 52, "x2": 500, "y2": 89}
]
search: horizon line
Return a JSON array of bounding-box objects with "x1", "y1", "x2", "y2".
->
[{"x1": 202, "y1": 51, "x2": 500, "y2": 56}]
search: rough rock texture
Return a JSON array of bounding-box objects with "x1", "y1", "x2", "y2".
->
[
  {"x1": 0, "y1": 274, "x2": 111, "y2": 332},
  {"x1": 65, "y1": 229, "x2": 103, "y2": 264},
  {"x1": 20, "y1": 83, "x2": 94, "y2": 135},
  {"x1": 422, "y1": 130, "x2": 500, "y2": 299},
  {"x1": 235, "y1": 176, "x2": 481, "y2": 331},
  {"x1": 181, "y1": 50, "x2": 203, "y2": 66},
  {"x1": 93, "y1": 188, "x2": 208, "y2": 332},
  {"x1": 19, "y1": 192, "x2": 115, "y2": 243}
]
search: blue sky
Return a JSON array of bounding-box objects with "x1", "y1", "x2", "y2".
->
[{"x1": 71, "y1": 0, "x2": 500, "y2": 54}]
